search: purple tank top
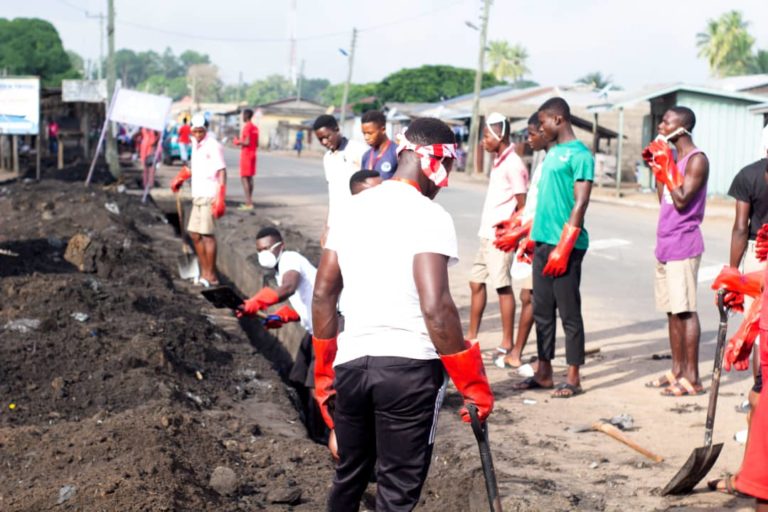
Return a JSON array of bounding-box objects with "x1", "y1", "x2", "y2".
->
[{"x1": 655, "y1": 149, "x2": 706, "y2": 263}]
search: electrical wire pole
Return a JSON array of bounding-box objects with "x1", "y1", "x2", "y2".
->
[
  {"x1": 465, "y1": 0, "x2": 491, "y2": 175},
  {"x1": 339, "y1": 27, "x2": 357, "y2": 137},
  {"x1": 105, "y1": 0, "x2": 119, "y2": 177}
]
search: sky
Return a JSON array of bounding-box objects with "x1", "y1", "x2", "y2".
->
[{"x1": 8, "y1": 0, "x2": 768, "y2": 91}]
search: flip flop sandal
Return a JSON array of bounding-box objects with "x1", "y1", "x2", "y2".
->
[
  {"x1": 551, "y1": 382, "x2": 583, "y2": 399},
  {"x1": 707, "y1": 474, "x2": 750, "y2": 497},
  {"x1": 661, "y1": 377, "x2": 705, "y2": 397},
  {"x1": 493, "y1": 348, "x2": 521, "y2": 369},
  {"x1": 512, "y1": 376, "x2": 553, "y2": 391},
  {"x1": 645, "y1": 370, "x2": 677, "y2": 388}
]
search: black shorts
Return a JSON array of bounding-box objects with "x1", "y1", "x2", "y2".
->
[{"x1": 754, "y1": 367, "x2": 763, "y2": 394}]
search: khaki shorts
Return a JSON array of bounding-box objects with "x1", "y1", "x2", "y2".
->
[
  {"x1": 742, "y1": 240, "x2": 766, "y2": 311},
  {"x1": 470, "y1": 238, "x2": 513, "y2": 289},
  {"x1": 654, "y1": 256, "x2": 701, "y2": 314},
  {"x1": 187, "y1": 197, "x2": 215, "y2": 235}
]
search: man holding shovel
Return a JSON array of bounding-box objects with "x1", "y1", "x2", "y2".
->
[{"x1": 170, "y1": 114, "x2": 227, "y2": 287}]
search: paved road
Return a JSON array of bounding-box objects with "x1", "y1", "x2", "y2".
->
[{"x1": 218, "y1": 147, "x2": 738, "y2": 372}]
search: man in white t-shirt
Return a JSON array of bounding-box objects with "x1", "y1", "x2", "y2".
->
[
  {"x1": 467, "y1": 113, "x2": 529, "y2": 368},
  {"x1": 170, "y1": 114, "x2": 227, "y2": 287},
  {"x1": 311, "y1": 117, "x2": 494, "y2": 511},
  {"x1": 312, "y1": 114, "x2": 367, "y2": 245},
  {"x1": 237, "y1": 227, "x2": 326, "y2": 440}
]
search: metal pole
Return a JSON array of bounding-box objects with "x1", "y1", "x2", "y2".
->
[
  {"x1": 105, "y1": 0, "x2": 119, "y2": 177},
  {"x1": 12, "y1": 135, "x2": 19, "y2": 176},
  {"x1": 615, "y1": 107, "x2": 624, "y2": 197},
  {"x1": 466, "y1": 0, "x2": 491, "y2": 175},
  {"x1": 339, "y1": 28, "x2": 357, "y2": 137},
  {"x1": 296, "y1": 59, "x2": 305, "y2": 103}
]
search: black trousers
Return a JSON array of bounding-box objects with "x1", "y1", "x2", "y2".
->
[
  {"x1": 532, "y1": 242, "x2": 586, "y2": 366},
  {"x1": 328, "y1": 356, "x2": 445, "y2": 512}
]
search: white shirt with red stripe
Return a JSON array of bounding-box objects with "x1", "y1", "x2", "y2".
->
[{"x1": 477, "y1": 144, "x2": 529, "y2": 239}]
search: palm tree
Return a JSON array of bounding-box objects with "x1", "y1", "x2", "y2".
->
[
  {"x1": 696, "y1": 10, "x2": 755, "y2": 77},
  {"x1": 575, "y1": 72, "x2": 613, "y2": 91},
  {"x1": 486, "y1": 40, "x2": 530, "y2": 83},
  {"x1": 749, "y1": 49, "x2": 768, "y2": 74}
]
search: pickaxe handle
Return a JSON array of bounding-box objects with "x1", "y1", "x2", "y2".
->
[{"x1": 593, "y1": 422, "x2": 664, "y2": 463}]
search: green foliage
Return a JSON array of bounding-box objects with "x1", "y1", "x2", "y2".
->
[
  {"x1": 300, "y1": 77, "x2": 330, "y2": 103},
  {"x1": 696, "y1": 10, "x2": 755, "y2": 77},
  {"x1": 749, "y1": 49, "x2": 768, "y2": 74},
  {"x1": 319, "y1": 82, "x2": 377, "y2": 108},
  {"x1": 66, "y1": 50, "x2": 85, "y2": 77},
  {"x1": 375, "y1": 65, "x2": 502, "y2": 103},
  {"x1": 245, "y1": 74, "x2": 296, "y2": 105},
  {"x1": 486, "y1": 40, "x2": 530, "y2": 82},
  {"x1": 180, "y1": 50, "x2": 210, "y2": 69},
  {"x1": 138, "y1": 75, "x2": 187, "y2": 100},
  {"x1": 0, "y1": 18, "x2": 78, "y2": 86},
  {"x1": 575, "y1": 72, "x2": 621, "y2": 91}
]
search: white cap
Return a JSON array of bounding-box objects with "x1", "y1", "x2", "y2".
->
[
  {"x1": 485, "y1": 112, "x2": 508, "y2": 140},
  {"x1": 191, "y1": 113, "x2": 206, "y2": 129}
]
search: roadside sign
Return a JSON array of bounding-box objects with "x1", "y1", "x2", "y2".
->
[{"x1": 0, "y1": 77, "x2": 40, "y2": 135}]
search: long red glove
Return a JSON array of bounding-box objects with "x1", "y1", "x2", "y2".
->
[
  {"x1": 517, "y1": 237, "x2": 535, "y2": 264},
  {"x1": 263, "y1": 305, "x2": 300, "y2": 329},
  {"x1": 313, "y1": 336, "x2": 338, "y2": 429},
  {"x1": 232, "y1": 136, "x2": 241, "y2": 146},
  {"x1": 756, "y1": 223, "x2": 768, "y2": 262},
  {"x1": 212, "y1": 184, "x2": 226, "y2": 219},
  {"x1": 170, "y1": 166, "x2": 191, "y2": 193},
  {"x1": 642, "y1": 140, "x2": 682, "y2": 190},
  {"x1": 724, "y1": 295, "x2": 763, "y2": 372},
  {"x1": 711, "y1": 266, "x2": 763, "y2": 313},
  {"x1": 240, "y1": 288, "x2": 279, "y2": 316},
  {"x1": 440, "y1": 342, "x2": 494, "y2": 423},
  {"x1": 493, "y1": 210, "x2": 522, "y2": 238},
  {"x1": 494, "y1": 219, "x2": 532, "y2": 253},
  {"x1": 542, "y1": 224, "x2": 581, "y2": 277}
]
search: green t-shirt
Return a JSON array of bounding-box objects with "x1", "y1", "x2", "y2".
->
[{"x1": 531, "y1": 140, "x2": 594, "y2": 250}]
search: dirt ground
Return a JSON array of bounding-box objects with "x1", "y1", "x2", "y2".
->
[{"x1": 0, "y1": 162, "x2": 759, "y2": 511}]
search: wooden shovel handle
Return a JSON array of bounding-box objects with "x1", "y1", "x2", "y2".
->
[{"x1": 593, "y1": 422, "x2": 664, "y2": 463}]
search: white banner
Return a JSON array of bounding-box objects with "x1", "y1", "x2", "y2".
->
[
  {"x1": 108, "y1": 88, "x2": 171, "y2": 131},
  {"x1": 0, "y1": 77, "x2": 40, "y2": 135},
  {"x1": 62, "y1": 79, "x2": 107, "y2": 103}
]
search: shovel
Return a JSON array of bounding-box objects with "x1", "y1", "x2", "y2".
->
[
  {"x1": 467, "y1": 404, "x2": 503, "y2": 512},
  {"x1": 661, "y1": 290, "x2": 728, "y2": 495},
  {"x1": 568, "y1": 419, "x2": 664, "y2": 463},
  {"x1": 175, "y1": 193, "x2": 200, "y2": 280}
]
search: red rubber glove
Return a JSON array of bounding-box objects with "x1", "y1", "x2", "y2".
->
[
  {"x1": 170, "y1": 166, "x2": 191, "y2": 193},
  {"x1": 263, "y1": 305, "x2": 300, "y2": 328},
  {"x1": 493, "y1": 210, "x2": 522, "y2": 238},
  {"x1": 440, "y1": 342, "x2": 494, "y2": 423},
  {"x1": 542, "y1": 224, "x2": 581, "y2": 277},
  {"x1": 233, "y1": 136, "x2": 241, "y2": 146},
  {"x1": 517, "y1": 237, "x2": 535, "y2": 264},
  {"x1": 711, "y1": 266, "x2": 763, "y2": 313},
  {"x1": 494, "y1": 218, "x2": 532, "y2": 253},
  {"x1": 643, "y1": 140, "x2": 682, "y2": 190},
  {"x1": 239, "y1": 287, "x2": 279, "y2": 317},
  {"x1": 212, "y1": 184, "x2": 226, "y2": 219},
  {"x1": 313, "y1": 336, "x2": 338, "y2": 429},
  {"x1": 756, "y1": 223, "x2": 768, "y2": 262},
  {"x1": 724, "y1": 295, "x2": 762, "y2": 372}
]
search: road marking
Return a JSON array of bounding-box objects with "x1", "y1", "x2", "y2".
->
[
  {"x1": 698, "y1": 264, "x2": 725, "y2": 283},
  {"x1": 589, "y1": 238, "x2": 631, "y2": 251}
]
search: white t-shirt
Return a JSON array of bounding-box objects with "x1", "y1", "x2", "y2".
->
[
  {"x1": 323, "y1": 138, "x2": 367, "y2": 227},
  {"x1": 478, "y1": 145, "x2": 529, "y2": 239},
  {"x1": 325, "y1": 180, "x2": 459, "y2": 366},
  {"x1": 190, "y1": 134, "x2": 226, "y2": 199},
  {"x1": 521, "y1": 159, "x2": 543, "y2": 224},
  {"x1": 276, "y1": 250, "x2": 317, "y2": 334}
]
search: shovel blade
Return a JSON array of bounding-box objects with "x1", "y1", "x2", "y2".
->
[
  {"x1": 661, "y1": 443, "x2": 723, "y2": 495},
  {"x1": 177, "y1": 254, "x2": 200, "y2": 280}
]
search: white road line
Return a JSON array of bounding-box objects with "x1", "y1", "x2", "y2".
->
[{"x1": 589, "y1": 238, "x2": 632, "y2": 250}]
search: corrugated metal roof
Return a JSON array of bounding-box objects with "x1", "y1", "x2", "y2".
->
[
  {"x1": 706, "y1": 74, "x2": 768, "y2": 92},
  {"x1": 609, "y1": 83, "x2": 767, "y2": 108}
]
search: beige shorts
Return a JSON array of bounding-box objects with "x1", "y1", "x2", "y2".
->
[
  {"x1": 187, "y1": 197, "x2": 215, "y2": 235},
  {"x1": 470, "y1": 238, "x2": 513, "y2": 289},
  {"x1": 515, "y1": 272, "x2": 533, "y2": 291},
  {"x1": 654, "y1": 256, "x2": 701, "y2": 314},
  {"x1": 742, "y1": 240, "x2": 766, "y2": 311}
]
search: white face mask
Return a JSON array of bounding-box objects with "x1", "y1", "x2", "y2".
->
[{"x1": 257, "y1": 241, "x2": 283, "y2": 269}]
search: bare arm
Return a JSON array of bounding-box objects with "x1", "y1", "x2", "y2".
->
[
  {"x1": 216, "y1": 168, "x2": 226, "y2": 186},
  {"x1": 730, "y1": 200, "x2": 750, "y2": 268},
  {"x1": 668, "y1": 153, "x2": 708, "y2": 211},
  {"x1": 567, "y1": 180, "x2": 592, "y2": 227},
  {"x1": 514, "y1": 193, "x2": 526, "y2": 211},
  {"x1": 275, "y1": 270, "x2": 300, "y2": 302},
  {"x1": 413, "y1": 253, "x2": 466, "y2": 355},
  {"x1": 312, "y1": 249, "x2": 343, "y2": 338}
]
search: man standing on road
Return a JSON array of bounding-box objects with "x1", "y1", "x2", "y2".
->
[
  {"x1": 514, "y1": 98, "x2": 593, "y2": 398},
  {"x1": 644, "y1": 107, "x2": 709, "y2": 397},
  {"x1": 178, "y1": 117, "x2": 191, "y2": 165},
  {"x1": 169, "y1": 114, "x2": 227, "y2": 287},
  {"x1": 360, "y1": 110, "x2": 398, "y2": 180},
  {"x1": 313, "y1": 114, "x2": 366, "y2": 245},
  {"x1": 311, "y1": 118, "x2": 493, "y2": 510},
  {"x1": 233, "y1": 108, "x2": 259, "y2": 211},
  {"x1": 466, "y1": 113, "x2": 528, "y2": 368}
]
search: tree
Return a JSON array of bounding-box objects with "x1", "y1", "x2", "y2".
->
[
  {"x1": 66, "y1": 50, "x2": 85, "y2": 77},
  {"x1": 319, "y1": 82, "x2": 379, "y2": 113},
  {"x1": 245, "y1": 74, "x2": 296, "y2": 105},
  {"x1": 187, "y1": 63, "x2": 221, "y2": 103},
  {"x1": 376, "y1": 65, "x2": 502, "y2": 103},
  {"x1": 138, "y1": 75, "x2": 187, "y2": 100},
  {"x1": 749, "y1": 49, "x2": 768, "y2": 74},
  {"x1": 160, "y1": 47, "x2": 184, "y2": 79},
  {"x1": 697, "y1": 10, "x2": 755, "y2": 77},
  {"x1": 486, "y1": 40, "x2": 530, "y2": 83},
  {"x1": 575, "y1": 71, "x2": 620, "y2": 91},
  {"x1": 0, "y1": 18, "x2": 78, "y2": 85},
  {"x1": 180, "y1": 50, "x2": 210, "y2": 69},
  {"x1": 300, "y1": 77, "x2": 331, "y2": 103}
]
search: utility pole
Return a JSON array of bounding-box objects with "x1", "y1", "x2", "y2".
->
[
  {"x1": 296, "y1": 59, "x2": 305, "y2": 103},
  {"x1": 105, "y1": 0, "x2": 119, "y2": 177},
  {"x1": 288, "y1": 0, "x2": 298, "y2": 85},
  {"x1": 86, "y1": 12, "x2": 105, "y2": 79},
  {"x1": 339, "y1": 27, "x2": 357, "y2": 137},
  {"x1": 465, "y1": 0, "x2": 491, "y2": 175}
]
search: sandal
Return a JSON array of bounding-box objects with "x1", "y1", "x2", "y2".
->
[
  {"x1": 512, "y1": 376, "x2": 553, "y2": 391},
  {"x1": 551, "y1": 382, "x2": 583, "y2": 399},
  {"x1": 645, "y1": 370, "x2": 678, "y2": 388},
  {"x1": 707, "y1": 474, "x2": 750, "y2": 497},
  {"x1": 493, "y1": 347, "x2": 521, "y2": 369},
  {"x1": 661, "y1": 377, "x2": 705, "y2": 397}
]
